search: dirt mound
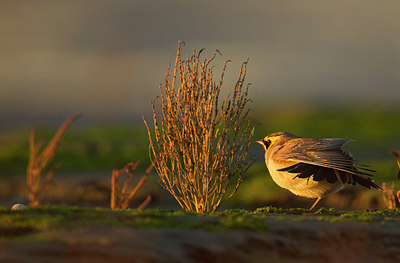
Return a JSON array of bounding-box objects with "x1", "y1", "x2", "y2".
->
[{"x1": 2, "y1": 218, "x2": 400, "y2": 263}]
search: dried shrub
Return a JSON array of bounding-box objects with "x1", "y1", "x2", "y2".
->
[
  {"x1": 143, "y1": 40, "x2": 254, "y2": 213},
  {"x1": 110, "y1": 162, "x2": 153, "y2": 210},
  {"x1": 27, "y1": 113, "x2": 81, "y2": 207}
]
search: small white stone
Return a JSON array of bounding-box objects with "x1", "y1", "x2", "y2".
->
[{"x1": 11, "y1": 204, "x2": 27, "y2": 210}]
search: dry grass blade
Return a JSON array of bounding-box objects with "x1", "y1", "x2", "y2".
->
[
  {"x1": 110, "y1": 162, "x2": 153, "y2": 210},
  {"x1": 26, "y1": 113, "x2": 81, "y2": 208},
  {"x1": 38, "y1": 113, "x2": 82, "y2": 169},
  {"x1": 138, "y1": 195, "x2": 152, "y2": 210},
  {"x1": 143, "y1": 40, "x2": 254, "y2": 213}
]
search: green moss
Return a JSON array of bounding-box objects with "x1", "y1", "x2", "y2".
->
[
  {"x1": 213, "y1": 209, "x2": 250, "y2": 216},
  {"x1": 2, "y1": 206, "x2": 400, "y2": 242},
  {"x1": 0, "y1": 206, "x2": 270, "y2": 240},
  {"x1": 314, "y1": 207, "x2": 342, "y2": 216},
  {"x1": 254, "y1": 206, "x2": 311, "y2": 215}
]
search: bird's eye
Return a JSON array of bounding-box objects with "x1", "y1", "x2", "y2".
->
[{"x1": 263, "y1": 139, "x2": 271, "y2": 149}]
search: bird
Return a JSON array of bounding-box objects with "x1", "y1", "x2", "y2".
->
[{"x1": 256, "y1": 132, "x2": 380, "y2": 210}]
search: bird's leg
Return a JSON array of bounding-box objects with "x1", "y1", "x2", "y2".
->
[{"x1": 309, "y1": 197, "x2": 322, "y2": 210}]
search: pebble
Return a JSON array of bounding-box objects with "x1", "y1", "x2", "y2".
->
[{"x1": 11, "y1": 204, "x2": 27, "y2": 210}]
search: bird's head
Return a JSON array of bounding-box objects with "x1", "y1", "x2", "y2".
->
[{"x1": 256, "y1": 132, "x2": 297, "y2": 152}]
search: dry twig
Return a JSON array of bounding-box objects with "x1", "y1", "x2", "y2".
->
[
  {"x1": 143, "y1": 40, "x2": 254, "y2": 213},
  {"x1": 110, "y1": 162, "x2": 153, "y2": 210},
  {"x1": 26, "y1": 113, "x2": 81, "y2": 207}
]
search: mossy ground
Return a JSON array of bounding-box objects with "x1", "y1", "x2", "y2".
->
[{"x1": 2, "y1": 206, "x2": 400, "y2": 241}]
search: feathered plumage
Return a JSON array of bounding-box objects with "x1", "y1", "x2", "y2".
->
[{"x1": 257, "y1": 132, "x2": 380, "y2": 209}]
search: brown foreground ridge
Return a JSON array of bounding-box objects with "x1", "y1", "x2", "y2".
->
[{"x1": 1, "y1": 210, "x2": 400, "y2": 263}]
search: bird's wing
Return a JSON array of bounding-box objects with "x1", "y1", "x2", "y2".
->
[
  {"x1": 277, "y1": 162, "x2": 380, "y2": 189},
  {"x1": 273, "y1": 138, "x2": 372, "y2": 176}
]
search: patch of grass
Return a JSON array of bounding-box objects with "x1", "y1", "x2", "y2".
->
[
  {"x1": 2, "y1": 107, "x2": 400, "y2": 177},
  {"x1": 0, "y1": 125, "x2": 151, "y2": 175},
  {"x1": 213, "y1": 209, "x2": 250, "y2": 216},
  {"x1": 0, "y1": 206, "x2": 271, "y2": 240},
  {"x1": 252, "y1": 206, "x2": 400, "y2": 224},
  {"x1": 314, "y1": 207, "x2": 342, "y2": 216},
  {"x1": 3, "y1": 206, "x2": 400, "y2": 241},
  {"x1": 1, "y1": 107, "x2": 399, "y2": 181},
  {"x1": 254, "y1": 206, "x2": 312, "y2": 215}
]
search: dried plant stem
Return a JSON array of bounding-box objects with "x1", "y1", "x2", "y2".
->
[
  {"x1": 27, "y1": 113, "x2": 81, "y2": 207},
  {"x1": 143, "y1": 40, "x2": 254, "y2": 213},
  {"x1": 138, "y1": 195, "x2": 152, "y2": 210},
  {"x1": 110, "y1": 162, "x2": 153, "y2": 210}
]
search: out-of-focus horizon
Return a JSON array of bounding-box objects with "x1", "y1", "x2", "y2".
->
[{"x1": 1, "y1": 1, "x2": 400, "y2": 127}]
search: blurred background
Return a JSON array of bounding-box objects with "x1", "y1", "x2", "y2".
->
[{"x1": 1, "y1": 1, "x2": 400, "y2": 210}]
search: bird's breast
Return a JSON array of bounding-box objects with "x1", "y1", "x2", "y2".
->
[{"x1": 265, "y1": 157, "x2": 343, "y2": 198}]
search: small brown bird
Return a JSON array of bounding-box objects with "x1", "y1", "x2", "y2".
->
[
  {"x1": 257, "y1": 132, "x2": 380, "y2": 210},
  {"x1": 391, "y1": 150, "x2": 400, "y2": 179}
]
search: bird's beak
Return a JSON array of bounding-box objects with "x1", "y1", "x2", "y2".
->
[{"x1": 256, "y1": 140, "x2": 264, "y2": 145}]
